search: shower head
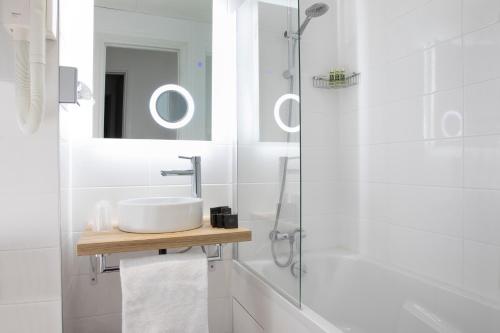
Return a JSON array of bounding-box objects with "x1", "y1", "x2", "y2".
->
[
  {"x1": 305, "y1": 2, "x2": 329, "y2": 17},
  {"x1": 297, "y1": 2, "x2": 329, "y2": 35},
  {"x1": 298, "y1": 2, "x2": 329, "y2": 34}
]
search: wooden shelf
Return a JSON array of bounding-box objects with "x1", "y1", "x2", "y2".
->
[{"x1": 76, "y1": 222, "x2": 251, "y2": 256}]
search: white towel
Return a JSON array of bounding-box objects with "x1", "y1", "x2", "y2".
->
[{"x1": 120, "y1": 248, "x2": 209, "y2": 333}]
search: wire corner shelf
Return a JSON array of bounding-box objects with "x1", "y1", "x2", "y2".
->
[{"x1": 312, "y1": 72, "x2": 360, "y2": 89}]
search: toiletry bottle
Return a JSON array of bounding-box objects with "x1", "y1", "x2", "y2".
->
[
  {"x1": 329, "y1": 68, "x2": 335, "y2": 87},
  {"x1": 339, "y1": 68, "x2": 346, "y2": 84}
]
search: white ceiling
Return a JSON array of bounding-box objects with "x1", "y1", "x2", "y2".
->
[{"x1": 95, "y1": 0, "x2": 212, "y2": 23}]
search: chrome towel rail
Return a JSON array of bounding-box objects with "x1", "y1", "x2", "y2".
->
[{"x1": 89, "y1": 244, "x2": 223, "y2": 284}]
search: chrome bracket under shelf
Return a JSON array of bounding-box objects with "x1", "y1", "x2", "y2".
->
[{"x1": 89, "y1": 244, "x2": 223, "y2": 284}]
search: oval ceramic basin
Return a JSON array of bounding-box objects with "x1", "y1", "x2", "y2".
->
[{"x1": 118, "y1": 197, "x2": 203, "y2": 233}]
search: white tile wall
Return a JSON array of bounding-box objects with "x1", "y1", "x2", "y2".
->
[
  {"x1": 61, "y1": 140, "x2": 235, "y2": 332},
  {"x1": 237, "y1": 182, "x2": 280, "y2": 221},
  {"x1": 0, "y1": 128, "x2": 59, "y2": 193},
  {"x1": 349, "y1": 87, "x2": 464, "y2": 145},
  {"x1": 59, "y1": 0, "x2": 238, "y2": 330},
  {"x1": 63, "y1": 274, "x2": 122, "y2": 319},
  {"x1": 361, "y1": 39, "x2": 463, "y2": 109},
  {"x1": 345, "y1": 0, "x2": 500, "y2": 305},
  {"x1": 0, "y1": 301, "x2": 62, "y2": 333},
  {"x1": 0, "y1": 248, "x2": 61, "y2": 304},
  {"x1": 0, "y1": 192, "x2": 60, "y2": 250},
  {"x1": 463, "y1": 240, "x2": 500, "y2": 302},
  {"x1": 235, "y1": 0, "x2": 500, "y2": 328},
  {"x1": 0, "y1": 30, "x2": 14, "y2": 82},
  {"x1": 464, "y1": 23, "x2": 500, "y2": 85},
  {"x1": 63, "y1": 313, "x2": 121, "y2": 333},
  {"x1": 55, "y1": 0, "x2": 500, "y2": 331},
  {"x1": 0, "y1": 21, "x2": 61, "y2": 333},
  {"x1": 464, "y1": 78, "x2": 500, "y2": 136},
  {"x1": 230, "y1": 0, "x2": 500, "y2": 331},
  {"x1": 464, "y1": 189, "x2": 500, "y2": 246},
  {"x1": 463, "y1": 0, "x2": 500, "y2": 33},
  {"x1": 464, "y1": 135, "x2": 500, "y2": 189},
  {"x1": 390, "y1": 225, "x2": 463, "y2": 286}
]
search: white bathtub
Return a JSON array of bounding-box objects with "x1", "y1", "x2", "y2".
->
[{"x1": 244, "y1": 250, "x2": 500, "y2": 333}]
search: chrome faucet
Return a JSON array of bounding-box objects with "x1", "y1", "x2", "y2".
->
[{"x1": 161, "y1": 156, "x2": 201, "y2": 198}]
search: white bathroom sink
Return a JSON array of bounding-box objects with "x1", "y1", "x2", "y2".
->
[{"x1": 117, "y1": 197, "x2": 203, "y2": 233}]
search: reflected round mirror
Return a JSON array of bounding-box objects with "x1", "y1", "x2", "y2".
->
[
  {"x1": 156, "y1": 90, "x2": 188, "y2": 123},
  {"x1": 274, "y1": 93, "x2": 300, "y2": 133},
  {"x1": 149, "y1": 84, "x2": 195, "y2": 130}
]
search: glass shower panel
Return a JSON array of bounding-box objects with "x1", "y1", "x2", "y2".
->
[
  {"x1": 298, "y1": 0, "x2": 500, "y2": 332},
  {"x1": 295, "y1": 0, "x2": 349, "y2": 317},
  {"x1": 235, "y1": 0, "x2": 302, "y2": 304}
]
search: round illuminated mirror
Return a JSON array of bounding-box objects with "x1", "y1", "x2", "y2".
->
[
  {"x1": 274, "y1": 93, "x2": 300, "y2": 133},
  {"x1": 149, "y1": 84, "x2": 195, "y2": 129}
]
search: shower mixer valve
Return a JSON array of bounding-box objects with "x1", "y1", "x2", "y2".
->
[{"x1": 269, "y1": 228, "x2": 305, "y2": 241}]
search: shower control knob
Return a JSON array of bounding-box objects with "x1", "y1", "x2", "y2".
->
[{"x1": 269, "y1": 230, "x2": 289, "y2": 241}]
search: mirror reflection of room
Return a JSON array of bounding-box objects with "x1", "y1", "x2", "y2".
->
[{"x1": 94, "y1": 0, "x2": 213, "y2": 140}]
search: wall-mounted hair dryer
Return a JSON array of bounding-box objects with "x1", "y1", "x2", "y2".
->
[{"x1": 1, "y1": 0, "x2": 56, "y2": 134}]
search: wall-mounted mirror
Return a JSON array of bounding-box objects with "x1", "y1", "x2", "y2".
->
[{"x1": 93, "y1": 0, "x2": 212, "y2": 140}]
